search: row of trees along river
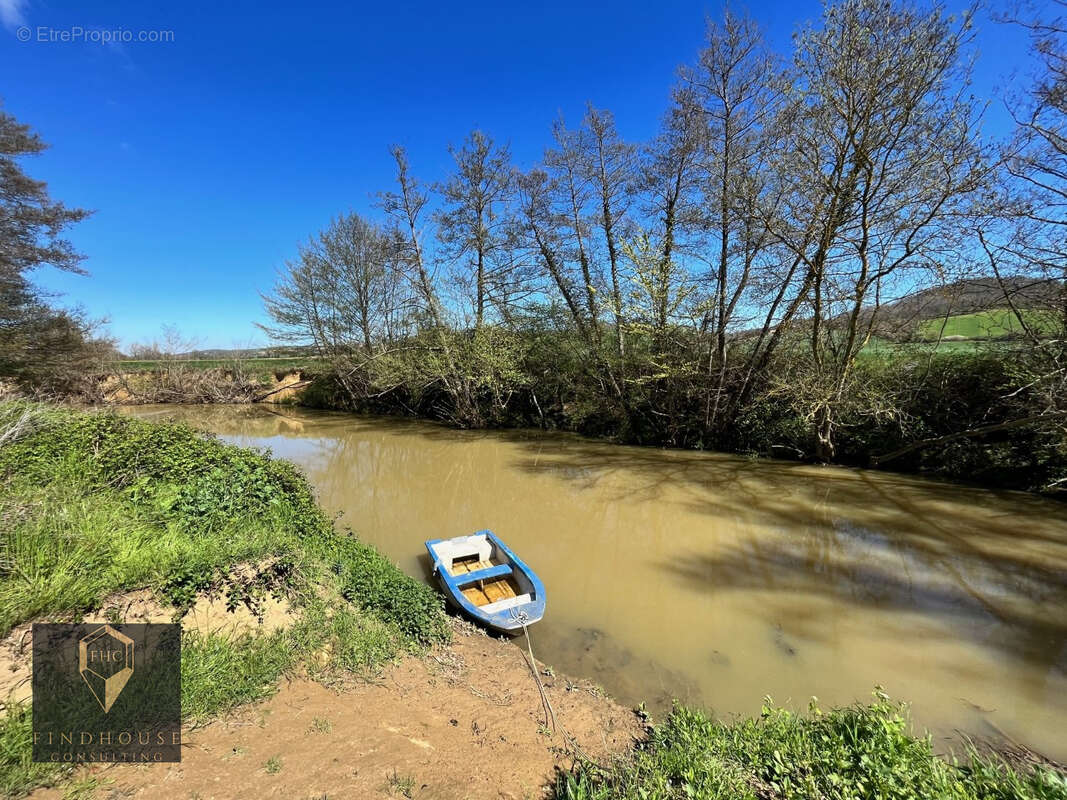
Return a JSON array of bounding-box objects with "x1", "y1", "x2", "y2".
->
[
  {"x1": 255, "y1": 0, "x2": 1067, "y2": 494},
  {"x1": 1, "y1": 0, "x2": 1064, "y2": 493}
]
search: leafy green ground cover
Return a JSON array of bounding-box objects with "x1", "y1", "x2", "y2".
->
[
  {"x1": 0, "y1": 400, "x2": 447, "y2": 796},
  {"x1": 555, "y1": 696, "x2": 1067, "y2": 800}
]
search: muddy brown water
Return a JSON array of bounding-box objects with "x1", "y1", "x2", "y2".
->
[{"x1": 123, "y1": 404, "x2": 1067, "y2": 760}]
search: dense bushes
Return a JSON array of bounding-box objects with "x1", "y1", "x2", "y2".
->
[
  {"x1": 555, "y1": 694, "x2": 1067, "y2": 800},
  {"x1": 0, "y1": 401, "x2": 449, "y2": 643},
  {"x1": 304, "y1": 340, "x2": 1067, "y2": 494},
  {"x1": 331, "y1": 536, "x2": 450, "y2": 644},
  {"x1": 724, "y1": 350, "x2": 1066, "y2": 492}
]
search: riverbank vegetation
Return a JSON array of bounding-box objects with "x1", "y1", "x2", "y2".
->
[
  {"x1": 253, "y1": 0, "x2": 1066, "y2": 494},
  {"x1": 2, "y1": 402, "x2": 1063, "y2": 799},
  {"x1": 0, "y1": 400, "x2": 448, "y2": 796},
  {"x1": 555, "y1": 695, "x2": 1067, "y2": 800}
]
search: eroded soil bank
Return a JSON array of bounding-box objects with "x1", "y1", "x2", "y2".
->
[
  {"x1": 89, "y1": 369, "x2": 310, "y2": 405},
  {"x1": 27, "y1": 624, "x2": 642, "y2": 800}
]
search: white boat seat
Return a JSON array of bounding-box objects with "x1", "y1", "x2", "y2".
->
[{"x1": 480, "y1": 594, "x2": 533, "y2": 614}]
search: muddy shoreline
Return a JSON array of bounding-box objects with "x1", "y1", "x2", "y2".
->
[{"x1": 21, "y1": 619, "x2": 643, "y2": 800}]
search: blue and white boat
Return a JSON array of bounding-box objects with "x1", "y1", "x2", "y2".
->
[{"x1": 425, "y1": 530, "x2": 546, "y2": 634}]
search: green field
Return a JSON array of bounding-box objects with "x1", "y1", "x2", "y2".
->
[
  {"x1": 859, "y1": 336, "x2": 1014, "y2": 359},
  {"x1": 107, "y1": 356, "x2": 320, "y2": 382},
  {"x1": 918, "y1": 309, "x2": 1060, "y2": 341}
]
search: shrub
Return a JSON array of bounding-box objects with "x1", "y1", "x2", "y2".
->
[
  {"x1": 0, "y1": 403, "x2": 449, "y2": 643},
  {"x1": 330, "y1": 536, "x2": 449, "y2": 645}
]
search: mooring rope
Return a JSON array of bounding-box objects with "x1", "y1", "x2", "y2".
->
[
  {"x1": 521, "y1": 620, "x2": 557, "y2": 733},
  {"x1": 510, "y1": 609, "x2": 595, "y2": 761}
]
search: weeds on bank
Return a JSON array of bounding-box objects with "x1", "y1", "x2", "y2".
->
[
  {"x1": 0, "y1": 705, "x2": 71, "y2": 798},
  {"x1": 385, "y1": 769, "x2": 417, "y2": 798},
  {"x1": 554, "y1": 693, "x2": 1067, "y2": 800},
  {"x1": 0, "y1": 400, "x2": 448, "y2": 641},
  {"x1": 0, "y1": 401, "x2": 450, "y2": 797}
]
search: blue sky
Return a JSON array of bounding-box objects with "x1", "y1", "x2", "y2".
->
[{"x1": 1, "y1": 0, "x2": 1035, "y2": 351}]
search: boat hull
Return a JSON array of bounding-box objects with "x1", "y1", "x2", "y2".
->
[{"x1": 425, "y1": 530, "x2": 545, "y2": 634}]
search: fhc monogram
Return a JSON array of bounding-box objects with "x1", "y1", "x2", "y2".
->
[
  {"x1": 32, "y1": 624, "x2": 181, "y2": 763},
  {"x1": 86, "y1": 643, "x2": 126, "y2": 661}
]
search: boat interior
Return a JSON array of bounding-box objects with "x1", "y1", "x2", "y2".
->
[{"x1": 434, "y1": 535, "x2": 535, "y2": 613}]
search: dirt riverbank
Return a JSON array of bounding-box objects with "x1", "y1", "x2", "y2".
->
[{"x1": 21, "y1": 620, "x2": 642, "y2": 800}]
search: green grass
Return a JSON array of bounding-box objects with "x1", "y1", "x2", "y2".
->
[
  {"x1": 385, "y1": 770, "x2": 417, "y2": 798},
  {"x1": 0, "y1": 705, "x2": 72, "y2": 798},
  {"x1": 0, "y1": 400, "x2": 449, "y2": 797},
  {"x1": 555, "y1": 694, "x2": 1067, "y2": 800},
  {"x1": 0, "y1": 401, "x2": 448, "y2": 642},
  {"x1": 857, "y1": 336, "x2": 1020, "y2": 361},
  {"x1": 917, "y1": 309, "x2": 1061, "y2": 341},
  {"x1": 854, "y1": 309, "x2": 1062, "y2": 360}
]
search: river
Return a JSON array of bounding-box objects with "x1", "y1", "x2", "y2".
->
[{"x1": 124, "y1": 404, "x2": 1067, "y2": 760}]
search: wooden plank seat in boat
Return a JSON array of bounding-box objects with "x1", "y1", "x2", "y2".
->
[{"x1": 453, "y1": 563, "x2": 513, "y2": 585}]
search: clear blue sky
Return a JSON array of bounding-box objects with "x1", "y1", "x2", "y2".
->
[{"x1": 1, "y1": 0, "x2": 1034, "y2": 351}]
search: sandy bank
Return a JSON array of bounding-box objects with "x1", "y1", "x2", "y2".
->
[{"x1": 27, "y1": 623, "x2": 643, "y2": 799}]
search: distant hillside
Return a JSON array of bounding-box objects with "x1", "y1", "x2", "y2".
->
[
  {"x1": 872, "y1": 276, "x2": 1063, "y2": 341},
  {"x1": 917, "y1": 309, "x2": 1061, "y2": 340},
  {"x1": 880, "y1": 276, "x2": 1061, "y2": 322},
  {"x1": 183, "y1": 345, "x2": 318, "y2": 359}
]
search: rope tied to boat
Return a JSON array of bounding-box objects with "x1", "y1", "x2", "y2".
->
[
  {"x1": 513, "y1": 611, "x2": 557, "y2": 735},
  {"x1": 511, "y1": 613, "x2": 598, "y2": 764}
]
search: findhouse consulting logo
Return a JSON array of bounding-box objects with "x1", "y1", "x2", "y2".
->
[{"x1": 32, "y1": 624, "x2": 181, "y2": 764}]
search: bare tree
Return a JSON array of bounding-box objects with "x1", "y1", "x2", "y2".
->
[
  {"x1": 379, "y1": 147, "x2": 447, "y2": 331},
  {"x1": 258, "y1": 212, "x2": 399, "y2": 355},
  {"x1": 379, "y1": 146, "x2": 483, "y2": 423},
  {"x1": 543, "y1": 119, "x2": 603, "y2": 333},
  {"x1": 922, "y1": 0, "x2": 1067, "y2": 485},
  {"x1": 516, "y1": 159, "x2": 627, "y2": 404},
  {"x1": 323, "y1": 213, "x2": 398, "y2": 351},
  {"x1": 436, "y1": 130, "x2": 517, "y2": 328},
  {"x1": 758, "y1": 0, "x2": 987, "y2": 459},
  {"x1": 681, "y1": 11, "x2": 781, "y2": 429},
  {"x1": 994, "y1": 0, "x2": 1067, "y2": 345},
  {"x1": 639, "y1": 94, "x2": 705, "y2": 340},
  {"x1": 584, "y1": 106, "x2": 637, "y2": 360}
]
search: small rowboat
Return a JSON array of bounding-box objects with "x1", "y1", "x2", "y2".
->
[{"x1": 425, "y1": 530, "x2": 545, "y2": 634}]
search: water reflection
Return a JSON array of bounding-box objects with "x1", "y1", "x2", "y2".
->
[{"x1": 122, "y1": 405, "x2": 1067, "y2": 760}]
